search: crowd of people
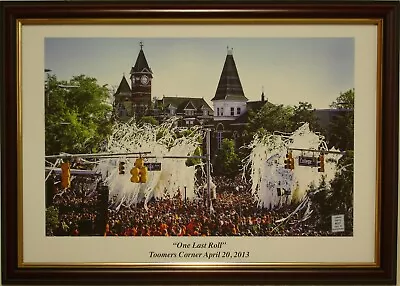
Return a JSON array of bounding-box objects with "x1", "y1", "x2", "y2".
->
[{"x1": 47, "y1": 175, "x2": 352, "y2": 237}]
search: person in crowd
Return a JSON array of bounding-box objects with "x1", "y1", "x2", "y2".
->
[{"x1": 48, "y1": 175, "x2": 344, "y2": 237}]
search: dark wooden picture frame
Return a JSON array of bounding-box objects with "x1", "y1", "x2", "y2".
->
[{"x1": 1, "y1": 1, "x2": 399, "y2": 285}]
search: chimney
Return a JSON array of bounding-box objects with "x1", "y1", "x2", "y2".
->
[{"x1": 261, "y1": 86, "x2": 265, "y2": 102}]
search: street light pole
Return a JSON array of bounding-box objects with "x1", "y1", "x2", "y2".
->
[
  {"x1": 45, "y1": 69, "x2": 52, "y2": 108},
  {"x1": 184, "y1": 186, "x2": 187, "y2": 203},
  {"x1": 206, "y1": 128, "x2": 211, "y2": 212}
]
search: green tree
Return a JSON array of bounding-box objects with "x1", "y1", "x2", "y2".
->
[
  {"x1": 213, "y1": 139, "x2": 240, "y2": 177},
  {"x1": 308, "y1": 151, "x2": 354, "y2": 233},
  {"x1": 45, "y1": 74, "x2": 113, "y2": 155},
  {"x1": 327, "y1": 89, "x2": 354, "y2": 151},
  {"x1": 247, "y1": 103, "x2": 294, "y2": 136},
  {"x1": 327, "y1": 151, "x2": 354, "y2": 230},
  {"x1": 290, "y1": 101, "x2": 320, "y2": 132},
  {"x1": 330, "y1": 88, "x2": 355, "y2": 109},
  {"x1": 309, "y1": 177, "x2": 331, "y2": 230}
]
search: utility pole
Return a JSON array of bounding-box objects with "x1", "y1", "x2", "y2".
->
[{"x1": 206, "y1": 128, "x2": 211, "y2": 212}]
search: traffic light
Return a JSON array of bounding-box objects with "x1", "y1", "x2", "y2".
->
[
  {"x1": 118, "y1": 161, "x2": 126, "y2": 174},
  {"x1": 140, "y1": 165, "x2": 148, "y2": 183},
  {"x1": 130, "y1": 158, "x2": 149, "y2": 183},
  {"x1": 284, "y1": 152, "x2": 294, "y2": 170},
  {"x1": 290, "y1": 156, "x2": 295, "y2": 170},
  {"x1": 60, "y1": 162, "x2": 71, "y2": 189},
  {"x1": 284, "y1": 153, "x2": 290, "y2": 169},
  {"x1": 135, "y1": 158, "x2": 144, "y2": 168},
  {"x1": 318, "y1": 154, "x2": 325, "y2": 172},
  {"x1": 130, "y1": 167, "x2": 140, "y2": 183}
]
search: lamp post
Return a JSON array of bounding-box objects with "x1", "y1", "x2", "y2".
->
[
  {"x1": 206, "y1": 128, "x2": 211, "y2": 213},
  {"x1": 184, "y1": 186, "x2": 187, "y2": 203},
  {"x1": 45, "y1": 69, "x2": 52, "y2": 107}
]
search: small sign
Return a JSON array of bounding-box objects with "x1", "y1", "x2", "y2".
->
[
  {"x1": 277, "y1": 188, "x2": 291, "y2": 196},
  {"x1": 144, "y1": 162, "x2": 162, "y2": 171},
  {"x1": 331, "y1": 214, "x2": 345, "y2": 232},
  {"x1": 298, "y1": 156, "x2": 318, "y2": 167}
]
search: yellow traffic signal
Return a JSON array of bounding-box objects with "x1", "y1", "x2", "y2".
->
[
  {"x1": 130, "y1": 158, "x2": 149, "y2": 183},
  {"x1": 60, "y1": 162, "x2": 71, "y2": 189},
  {"x1": 135, "y1": 158, "x2": 144, "y2": 168},
  {"x1": 318, "y1": 154, "x2": 325, "y2": 172},
  {"x1": 118, "y1": 162, "x2": 126, "y2": 174},
  {"x1": 130, "y1": 167, "x2": 140, "y2": 183},
  {"x1": 284, "y1": 152, "x2": 294, "y2": 170},
  {"x1": 284, "y1": 153, "x2": 290, "y2": 169},
  {"x1": 140, "y1": 166, "x2": 148, "y2": 183}
]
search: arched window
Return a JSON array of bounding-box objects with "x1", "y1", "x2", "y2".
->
[{"x1": 216, "y1": 123, "x2": 224, "y2": 149}]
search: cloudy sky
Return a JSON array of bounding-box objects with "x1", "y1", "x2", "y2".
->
[{"x1": 45, "y1": 37, "x2": 354, "y2": 109}]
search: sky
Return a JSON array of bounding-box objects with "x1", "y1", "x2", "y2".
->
[{"x1": 45, "y1": 38, "x2": 354, "y2": 109}]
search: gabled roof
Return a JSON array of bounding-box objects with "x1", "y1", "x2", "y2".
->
[
  {"x1": 184, "y1": 101, "x2": 197, "y2": 110},
  {"x1": 158, "y1": 97, "x2": 213, "y2": 113},
  {"x1": 130, "y1": 48, "x2": 153, "y2": 76},
  {"x1": 211, "y1": 49, "x2": 247, "y2": 102},
  {"x1": 114, "y1": 75, "x2": 131, "y2": 97}
]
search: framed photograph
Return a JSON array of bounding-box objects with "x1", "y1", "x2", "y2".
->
[{"x1": 1, "y1": 1, "x2": 399, "y2": 285}]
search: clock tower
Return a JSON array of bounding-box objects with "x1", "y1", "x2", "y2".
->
[{"x1": 130, "y1": 41, "x2": 153, "y2": 116}]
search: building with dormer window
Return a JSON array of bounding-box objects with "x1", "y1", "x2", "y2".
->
[
  {"x1": 210, "y1": 48, "x2": 269, "y2": 149},
  {"x1": 113, "y1": 42, "x2": 213, "y2": 126},
  {"x1": 154, "y1": 96, "x2": 213, "y2": 127},
  {"x1": 113, "y1": 43, "x2": 268, "y2": 150}
]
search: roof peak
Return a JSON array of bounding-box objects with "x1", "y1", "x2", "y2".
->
[
  {"x1": 130, "y1": 45, "x2": 153, "y2": 75},
  {"x1": 114, "y1": 75, "x2": 131, "y2": 96},
  {"x1": 211, "y1": 47, "x2": 247, "y2": 102}
]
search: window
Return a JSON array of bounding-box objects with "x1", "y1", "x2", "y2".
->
[
  {"x1": 237, "y1": 107, "x2": 241, "y2": 115},
  {"x1": 231, "y1": 107, "x2": 234, "y2": 116},
  {"x1": 203, "y1": 109, "x2": 208, "y2": 116},
  {"x1": 217, "y1": 132, "x2": 223, "y2": 149},
  {"x1": 221, "y1": 108, "x2": 224, "y2": 116},
  {"x1": 217, "y1": 108, "x2": 220, "y2": 116}
]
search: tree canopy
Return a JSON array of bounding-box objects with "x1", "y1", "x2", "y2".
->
[
  {"x1": 330, "y1": 88, "x2": 355, "y2": 109},
  {"x1": 213, "y1": 139, "x2": 241, "y2": 177},
  {"x1": 45, "y1": 74, "x2": 113, "y2": 155},
  {"x1": 290, "y1": 101, "x2": 320, "y2": 132},
  {"x1": 327, "y1": 89, "x2": 354, "y2": 151},
  {"x1": 247, "y1": 103, "x2": 294, "y2": 136}
]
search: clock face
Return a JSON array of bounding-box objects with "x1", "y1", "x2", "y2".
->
[{"x1": 140, "y1": 75, "x2": 149, "y2": 85}]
